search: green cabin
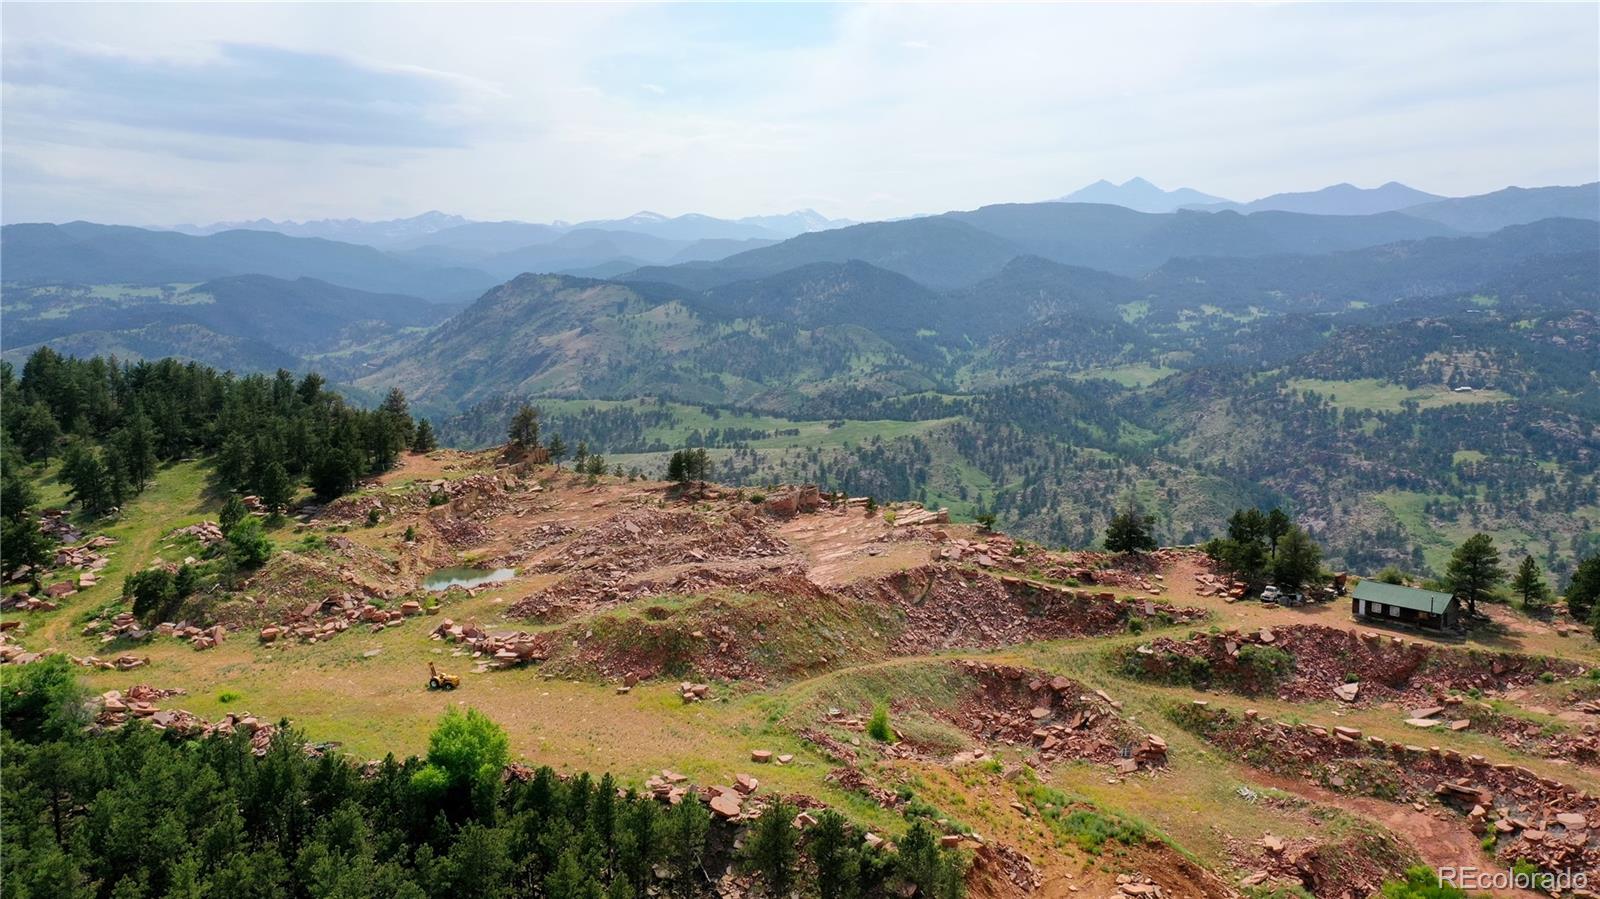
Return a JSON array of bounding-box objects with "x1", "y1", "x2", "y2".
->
[{"x1": 1350, "y1": 580, "x2": 1460, "y2": 631}]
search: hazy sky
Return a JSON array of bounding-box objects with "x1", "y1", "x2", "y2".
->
[{"x1": 4, "y1": 2, "x2": 1597, "y2": 226}]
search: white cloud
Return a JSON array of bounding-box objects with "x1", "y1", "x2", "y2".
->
[{"x1": 2, "y1": 2, "x2": 1595, "y2": 225}]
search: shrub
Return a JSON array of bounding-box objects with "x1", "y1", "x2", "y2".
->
[
  {"x1": 125, "y1": 567, "x2": 179, "y2": 625},
  {"x1": 1237, "y1": 644, "x2": 1294, "y2": 686},
  {"x1": 867, "y1": 703, "x2": 892, "y2": 742},
  {"x1": 1379, "y1": 865, "x2": 1471, "y2": 898},
  {"x1": 226, "y1": 517, "x2": 273, "y2": 569}
]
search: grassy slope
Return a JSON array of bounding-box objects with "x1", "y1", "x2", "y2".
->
[{"x1": 1284, "y1": 377, "x2": 1512, "y2": 412}]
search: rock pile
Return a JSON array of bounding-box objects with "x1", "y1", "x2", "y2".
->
[
  {"x1": 38, "y1": 509, "x2": 84, "y2": 543},
  {"x1": 6, "y1": 534, "x2": 117, "y2": 599},
  {"x1": 953, "y1": 661, "x2": 1167, "y2": 773},
  {"x1": 431, "y1": 618, "x2": 544, "y2": 669},
  {"x1": 643, "y1": 769, "x2": 693, "y2": 804},
  {"x1": 0, "y1": 634, "x2": 45, "y2": 666},
  {"x1": 171, "y1": 521, "x2": 225, "y2": 546},
  {"x1": 1113, "y1": 873, "x2": 1167, "y2": 898},
  {"x1": 95, "y1": 689, "x2": 280, "y2": 754},
  {"x1": 3, "y1": 592, "x2": 60, "y2": 612},
  {"x1": 153, "y1": 622, "x2": 228, "y2": 650},
  {"x1": 257, "y1": 594, "x2": 429, "y2": 646}
]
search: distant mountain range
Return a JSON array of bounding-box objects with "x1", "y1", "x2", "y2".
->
[
  {"x1": 173, "y1": 211, "x2": 473, "y2": 246},
  {"x1": 0, "y1": 222, "x2": 499, "y2": 301},
  {"x1": 1058, "y1": 178, "x2": 1231, "y2": 213},
  {"x1": 174, "y1": 208, "x2": 853, "y2": 248},
  {"x1": 624, "y1": 202, "x2": 1462, "y2": 288},
  {"x1": 1399, "y1": 183, "x2": 1600, "y2": 232},
  {"x1": 6, "y1": 182, "x2": 1597, "y2": 391},
  {"x1": 1186, "y1": 181, "x2": 1445, "y2": 216},
  {"x1": 1059, "y1": 178, "x2": 1599, "y2": 231}
]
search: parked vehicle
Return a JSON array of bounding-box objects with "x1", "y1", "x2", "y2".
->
[{"x1": 1261, "y1": 585, "x2": 1282, "y2": 604}]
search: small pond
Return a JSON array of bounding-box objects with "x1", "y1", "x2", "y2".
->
[{"x1": 423, "y1": 566, "x2": 516, "y2": 591}]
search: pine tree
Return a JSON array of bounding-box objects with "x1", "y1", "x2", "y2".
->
[
  {"x1": 1568, "y1": 554, "x2": 1600, "y2": 622},
  {"x1": 1510, "y1": 555, "x2": 1549, "y2": 611},
  {"x1": 1271, "y1": 525, "x2": 1323, "y2": 592},
  {"x1": 215, "y1": 435, "x2": 251, "y2": 494},
  {"x1": 810, "y1": 810, "x2": 857, "y2": 899},
  {"x1": 13, "y1": 401, "x2": 61, "y2": 460},
  {"x1": 311, "y1": 449, "x2": 360, "y2": 501},
  {"x1": 60, "y1": 443, "x2": 110, "y2": 515},
  {"x1": 546, "y1": 435, "x2": 568, "y2": 469},
  {"x1": 544, "y1": 848, "x2": 600, "y2": 899},
  {"x1": 573, "y1": 441, "x2": 589, "y2": 470},
  {"x1": 665, "y1": 798, "x2": 709, "y2": 896},
  {"x1": 126, "y1": 568, "x2": 179, "y2": 625},
  {"x1": 411, "y1": 419, "x2": 437, "y2": 453},
  {"x1": 895, "y1": 821, "x2": 944, "y2": 898},
  {"x1": 747, "y1": 797, "x2": 797, "y2": 896},
  {"x1": 257, "y1": 461, "x2": 294, "y2": 513},
  {"x1": 1, "y1": 454, "x2": 53, "y2": 582},
  {"x1": 379, "y1": 388, "x2": 414, "y2": 447},
  {"x1": 508, "y1": 404, "x2": 540, "y2": 449},
  {"x1": 1446, "y1": 533, "x2": 1505, "y2": 619},
  {"x1": 219, "y1": 494, "x2": 248, "y2": 534},
  {"x1": 1265, "y1": 508, "x2": 1291, "y2": 558},
  {"x1": 1103, "y1": 500, "x2": 1156, "y2": 554},
  {"x1": 114, "y1": 410, "x2": 158, "y2": 491}
]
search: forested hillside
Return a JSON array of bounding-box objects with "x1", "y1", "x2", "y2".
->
[{"x1": 6, "y1": 200, "x2": 1597, "y2": 580}]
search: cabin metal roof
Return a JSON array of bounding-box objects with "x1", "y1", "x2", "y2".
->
[{"x1": 1352, "y1": 580, "x2": 1455, "y2": 614}]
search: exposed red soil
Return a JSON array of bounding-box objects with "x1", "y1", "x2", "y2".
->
[
  {"x1": 1175, "y1": 704, "x2": 1599, "y2": 875},
  {"x1": 1228, "y1": 823, "x2": 1415, "y2": 899},
  {"x1": 1129, "y1": 623, "x2": 1583, "y2": 704},
  {"x1": 847, "y1": 565, "x2": 1205, "y2": 656},
  {"x1": 530, "y1": 506, "x2": 792, "y2": 577}
]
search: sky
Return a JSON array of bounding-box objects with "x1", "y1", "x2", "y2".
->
[{"x1": 3, "y1": 2, "x2": 1597, "y2": 227}]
